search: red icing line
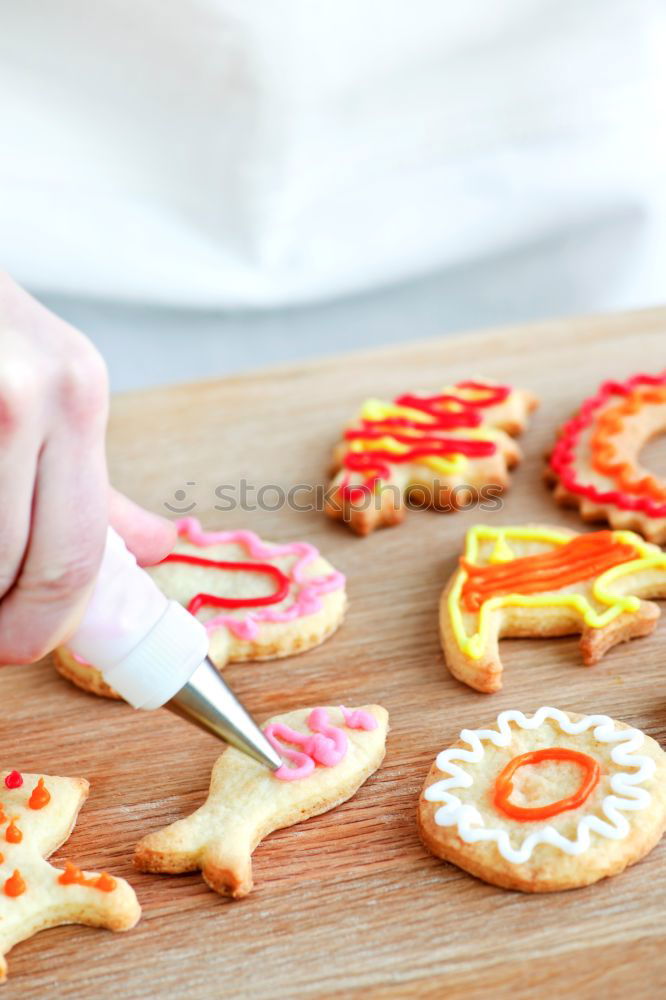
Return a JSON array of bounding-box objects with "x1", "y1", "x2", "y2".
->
[
  {"x1": 550, "y1": 372, "x2": 666, "y2": 517},
  {"x1": 340, "y1": 381, "x2": 511, "y2": 501},
  {"x1": 161, "y1": 553, "x2": 291, "y2": 614}
]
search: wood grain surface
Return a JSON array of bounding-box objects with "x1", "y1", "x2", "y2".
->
[{"x1": 2, "y1": 308, "x2": 666, "y2": 998}]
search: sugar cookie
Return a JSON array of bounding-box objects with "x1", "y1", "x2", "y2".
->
[
  {"x1": 548, "y1": 371, "x2": 666, "y2": 543},
  {"x1": 419, "y1": 706, "x2": 666, "y2": 892},
  {"x1": 441, "y1": 523, "x2": 666, "y2": 693},
  {"x1": 325, "y1": 379, "x2": 537, "y2": 535},
  {"x1": 55, "y1": 517, "x2": 347, "y2": 699},
  {"x1": 134, "y1": 704, "x2": 388, "y2": 898},
  {"x1": 0, "y1": 770, "x2": 140, "y2": 982}
]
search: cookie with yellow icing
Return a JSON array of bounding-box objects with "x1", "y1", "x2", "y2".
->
[
  {"x1": 325, "y1": 379, "x2": 537, "y2": 535},
  {"x1": 55, "y1": 517, "x2": 347, "y2": 699},
  {"x1": 0, "y1": 769, "x2": 140, "y2": 982},
  {"x1": 440, "y1": 523, "x2": 666, "y2": 693},
  {"x1": 135, "y1": 704, "x2": 388, "y2": 899},
  {"x1": 419, "y1": 707, "x2": 666, "y2": 892}
]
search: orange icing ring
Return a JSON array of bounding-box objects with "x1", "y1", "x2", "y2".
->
[
  {"x1": 493, "y1": 747, "x2": 600, "y2": 821},
  {"x1": 460, "y1": 530, "x2": 637, "y2": 612},
  {"x1": 591, "y1": 386, "x2": 666, "y2": 503}
]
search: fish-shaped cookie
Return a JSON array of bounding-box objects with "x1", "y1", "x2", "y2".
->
[{"x1": 134, "y1": 704, "x2": 388, "y2": 898}]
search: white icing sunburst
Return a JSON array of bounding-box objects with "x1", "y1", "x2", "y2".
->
[{"x1": 424, "y1": 707, "x2": 655, "y2": 864}]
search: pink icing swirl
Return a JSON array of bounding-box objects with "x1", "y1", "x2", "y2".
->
[
  {"x1": 172, "y1": 517, "x2": 345, "y2": 640},
  {"x1": 265, "y1": 706, "x2": 376, "y2": 781},
  {"x1": 339, "y1": 705, "x2": 378, "y2": 730}
]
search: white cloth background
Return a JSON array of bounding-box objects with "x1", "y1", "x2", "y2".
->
[{"x1": 1, "y1": 0, "x2": 665, "y2": 310}]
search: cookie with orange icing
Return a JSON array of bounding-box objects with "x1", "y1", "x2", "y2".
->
[
  {"x1": 440, "y1": 524, "x2": 666, "y2": 693},
  {"x1": 547, "y1": 371, "x2": 666, "y2": 543},
  {"x1": 0, "y1": 769, "x2": 140, "y2": 982},
  {"x1": 418, "y1": 706, "x2": 666, "y2": 892},
  {"x1": 54, "y1": 517, "x2": 347, "y2": 699},
  {"x1": 134, "y1": 704, "x2": 388, "y2": 898},
  {"x1": 325, "y1": 379, "x2": 537, "y2": 535}
]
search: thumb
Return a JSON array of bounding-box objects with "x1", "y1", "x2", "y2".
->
[{"x1": 109, "y1": 488, "x2": 177, "y2": 567}]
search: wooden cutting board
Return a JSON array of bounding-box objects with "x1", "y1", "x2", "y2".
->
[{"x1": 3, "y1": 307, "x2": 666, "y2": 998}]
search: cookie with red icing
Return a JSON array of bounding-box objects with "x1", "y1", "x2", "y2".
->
[
  {"x1": 547, "y1": 371, "x2": 666, "y2": 543},
  {"x1": 134, "y1": 704, "x2": 388, "y2": 898},
  {"x1": 325, "y1": 379, "x2": 537, "y2": 535},
  {"x1": 54, "y1": 517, "x2": 347, "y2": 699},
  {"x1": 0, "y1": 770, "x2": 140, "y2": 982}
]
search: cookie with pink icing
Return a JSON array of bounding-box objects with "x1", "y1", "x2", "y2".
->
[
  {"x1": 54, "y1": 517, "x2": 347, "y2": 698},
  {"x1": 134, "y1": 703, "x2": 389, "y2": 898}
]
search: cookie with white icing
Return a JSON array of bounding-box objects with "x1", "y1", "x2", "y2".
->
[
  {"x1": 547, "y1": 371, "x2": 666, "y2": 543},
  {"x1": 325, "y1": 379, "x2": 537, "y2": 535},
  {"x1": 418, "y1": 707, "x2": 666, "y2": 892},
  {"x1": 55, "y1": 517, "x2": 347, "y2": 699},
  {"x1": 440, "y1": 523, "x2": 666, "y2": 693},
  {"x1": 0, "y1": 769, "x2": 140, "y2": 982},
  {"x1": 135, "y1": 704, "x2": 388, "y2": 898}
]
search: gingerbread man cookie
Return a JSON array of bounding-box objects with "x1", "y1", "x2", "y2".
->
[
  {"x1": 0, "y1": 769, "x2": 140, "y2": 982},
  {"x1": 419, "y1": 707, "x2": 666, "y2": 892},
  {"x1": 55, "y1": 517, "x2": 347, "y2": 698},
  {"x1": 441, "y1": 523, "x2": 666, "y2": 693},
  {"x1": 548, "y1": 371, "x2": 666, "y2": 543},
  {"x1": 325, "y1": 379, "x2": 537, "y2": 535},
  {"x1": 134, "y1": 704, "x2": 388, "y2": 898}
]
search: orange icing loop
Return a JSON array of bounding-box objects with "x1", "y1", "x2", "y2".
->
[
  {"x1": 460, "y1": 531, "x2": 637, "y2": 612},
  {"x1": 5, "y1": 818, "x2": 22, "y2": 844},
  {"x1": 4, "y1": 870, "x2": 26, "y2": 897},
  {"x1": 493, "y1": 748, "x2": 600, "y2": 821},
  {"x1": 28, "y1": 777, "x2": 51, "y2": 810},
  {"x1": 57, "y1": 861, "x2": 116, "y2": 892},
  {"x1": 591, "y1": 386, "x2": 666, "y2": 503}
]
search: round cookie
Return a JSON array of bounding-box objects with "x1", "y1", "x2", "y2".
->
[
  {"x1": 547, "y1": 371, "x2": 666, "y2": 543},
  {"x1": 54, "y1": 517, "x2": 347, "y2": 699},
  {"x1": 418, "y1": 706, "x2": 666, "y2": 892}
]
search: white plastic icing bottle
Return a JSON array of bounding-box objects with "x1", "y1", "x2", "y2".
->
[{"x1": 66, "y1": 528, "x2": 282, "y2": 770}]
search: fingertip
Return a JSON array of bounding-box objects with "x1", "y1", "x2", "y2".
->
[
  {"x1": 109, "y1": 489, "x2": 178, "y2": 567},
  {"x1": 132, "y1": 515, "x2": 178, "y2": 567}
]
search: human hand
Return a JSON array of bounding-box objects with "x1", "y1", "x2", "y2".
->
[{"x1": 0, "y1": 273, "x2": 176, "y2": 664}]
